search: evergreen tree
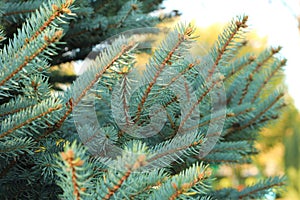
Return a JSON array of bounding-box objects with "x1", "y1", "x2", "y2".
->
[
  {"x1": 0, "y1": 0, "x2": 286, "y2": 199},
  {"x1": 0, "y1": 0, "x2": 163, "y2": 65}
]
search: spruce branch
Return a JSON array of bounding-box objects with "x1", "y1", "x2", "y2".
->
[
  {"x1": 115, "y1": 0, "x2": 140, "y2": 28},
  {"x1": 237, "y1": 177, "x2": 286, "y2": 199},
  {"x1": 20, "y1": 74, "x2": 53, "y2": 100},
  {"x1": 150, "y1": 162, "x2": 211, "y2": 200},
  {"x1": 1, "y1": 0, "x2": 75, "y2": 63},
  {"x1": 208, "y1": 15, "x2": 248, "y2": 79},
  {"x1": 226, "y1": 47, "x2": 281, "y2": 105},
  {"x1": 0, "y1": 30, "x2": 63, "y2": 87},
  {"x1": 251, "y1": 59, "x2": 286, "y2": 103},
  {"x1": 128, "y1": 174, "x2": 165, "y2": 199},
  {"x1": 0, "y1": 137, "x2": 36, "y2": 157},
  {"x1": 30, "y1": 0, "x2": 74, "y2": 42},
  {"x1": 181, "y1": 106, "x2": 253, "y2": 133},
  {"x1": 0, "y1": 96, "x2": 37, "y2": 118},
  {"x1": 0, "y1": 8, "x2": 288, "y2": 198},
  {"x1": 241, "y1": 92, "x2": 284, "y2": 127},
  {"x1": 208, "y1": 141, "x2": 252, "y2": 154},
  {"x1": 56, "y1": 141, "x2": 92, "y2": 200},
  {"x1": 225, "y1": 92, "x2": 284, "y2": 136},
  {"x1": 2, "y1": 0, "x2": 75, "y2": 22},
  {"x1": 150, "y1": 60, "x2": 199, "y2": 121},
  {"x1": 40, "y1": 40, "x2": 136, "y2": 139},
  {"x1": 164, "y1": 61, "x2": 198, "y2": 89},
  {"x1": 237, "y1": 47, "x2": 281, "y2": 105},
  {"x1": 238, "y1": 72, "x2": 253, "y2": 105},
  {"x1": 256, "y1": 114, "x2": 279, "y2": 125},
  {"x1": 200, "y1": 153, "x2": 246, "y2": 164},
  {"x1": 137, "y1": 59, "x2": 199, "y2": 130},
  {"x1": 100, "y1": 152, "x2": 148, "y2": 199},
  {"x1": 2, "y1": 1, "x2": 42, "y2": 18},
  {"x1": 72, "y1": 42, "x2": 135, "y2": 106},
  {"x1": 253, "y1": 46, "x2": 282, "y2": 74},
  {"x1": 200, "y1": 141, "x2": 254, "y2": 164},
  {"x1": 60, "y1": 149, "x2": 84, "y2": 200},
  {"x1": 0, "y1": 98, "x2": 62, "y2": 139},
  {"x1": 168, "y1": 167, "x2": 209, "y2": 200},
  {"x1": 147, "y1": 133, "x2": 204, "y2": 165},
  {"x1": 223, "y1": 55, "x2": 256, "y2": 82},
  {"x1": 178, "y1": 75, "x2": 224, "y2": 133},
  {"x1": 135, "y1": 24, "x2": 196, "y2": 121},
  {"x1": 93, "y1": 143, "x2": 166, "y2": 199},
  {"x1": 38, "y1": 98, "x2": 73, "y2": 140}
]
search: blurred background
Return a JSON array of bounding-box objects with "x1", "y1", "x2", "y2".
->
[{"x1": 51, "y1": 0, "x2": 300, "y2": 199}]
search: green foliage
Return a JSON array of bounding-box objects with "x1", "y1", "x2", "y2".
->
[
  {"x1": 0, "y1": 0, "x2": 286, "y2": 199},
  {"x1": 211, "y1": 177, "x2": 285, "y2": 199},
  {"x1": 0, "y1": 0, "x2": 163, "y2": 65},
  {"x1": 56, "y1": 141, "x2": 93, "y2": 199}
]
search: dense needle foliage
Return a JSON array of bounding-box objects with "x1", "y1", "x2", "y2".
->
[{"x1": 0, "y1": 0, "x2": 286, "y2": 199}]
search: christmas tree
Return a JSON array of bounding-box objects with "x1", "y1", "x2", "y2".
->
[{"x1": 0, "y1": 0, "x2": 286, "y2": 199}]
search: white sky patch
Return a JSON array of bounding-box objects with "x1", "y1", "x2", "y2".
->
[{"x1": 162, "y1": 0, "x2": 300, "y2": 109}]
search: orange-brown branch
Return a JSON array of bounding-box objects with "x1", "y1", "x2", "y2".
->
[
  {"x1": 181, "y1": 107, "x2": 253, "y2": 133},
  {"x1": 115, "y1": 4, "x2": 137, "y2": 28},
  {"x1": 224, "y1": 55, "x2": 255, "y2": 81},
  {"x1": 0, "y1": 104, "x2": 62, "y2": 139},
  {"x1": 225, "y1": 93, "x2": 284, "y2": 136},
  {"x1": 165, "y1": 62, "x2": 197, "y2": 89},
  {"x1": 60, "y1": 149, "x2": 84, "y2": 200},
  {"x1": 253, "y1": 46, "x2": 281, "y2": 74},
  {"x1": 208, "y1": 16, "x2": 248, "y2": 79},
  {"x1": 0, "y1": 104, "x2": 35, "y2": 118},
  {"x1": 169, "y1": 170, "x2": 208, "y2": 200},
  {"x1": 235, "y1": 47, "x2": 282, "y2": 105},
  {"x1": 178, "y1": 77, "x2": 222, "y2": 132},
  {"x1": 135, "y1": 30, "x2": 191, "y2": 121},
  {"x1": 238, "y1": 73, "x2": 253, "y2": 105},
  {"x1": 3, "y1": 9, "x2": 36, "y2": 16},
  {"x1": 40, "y1": 43, "x2": 134, "y2": 140},
  {"x1": 238, "y1": 181, "x2": 285, "y2": 199},
  {"x1": 147, "y1": 138, "x2": 203, "y2": 163},
  {"x1": 251, "y1": 59, "x2": 286, "y2": 103},
  {"x1": 0, "y1": 30, "x2": 63, "y2": 87},
  {"x1": 38, "y1": 98, "x2": 73, "y2": 140},
  {"x1": 73, "y1": 44, "x2": 134, "y2": 106},
  {"x1": 102, "y1": 155, "x2": 146, "y2": 200},
  {"x1": 26, "y1": 1, "x2": 74, "y2": 44},
  {"x1": 103, "y1": 170, "x2": 132, "y2": 200}
]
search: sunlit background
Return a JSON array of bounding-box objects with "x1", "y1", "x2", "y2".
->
[{"x1": 162, "y1": 0, "x2": 300, "y2": 109}]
